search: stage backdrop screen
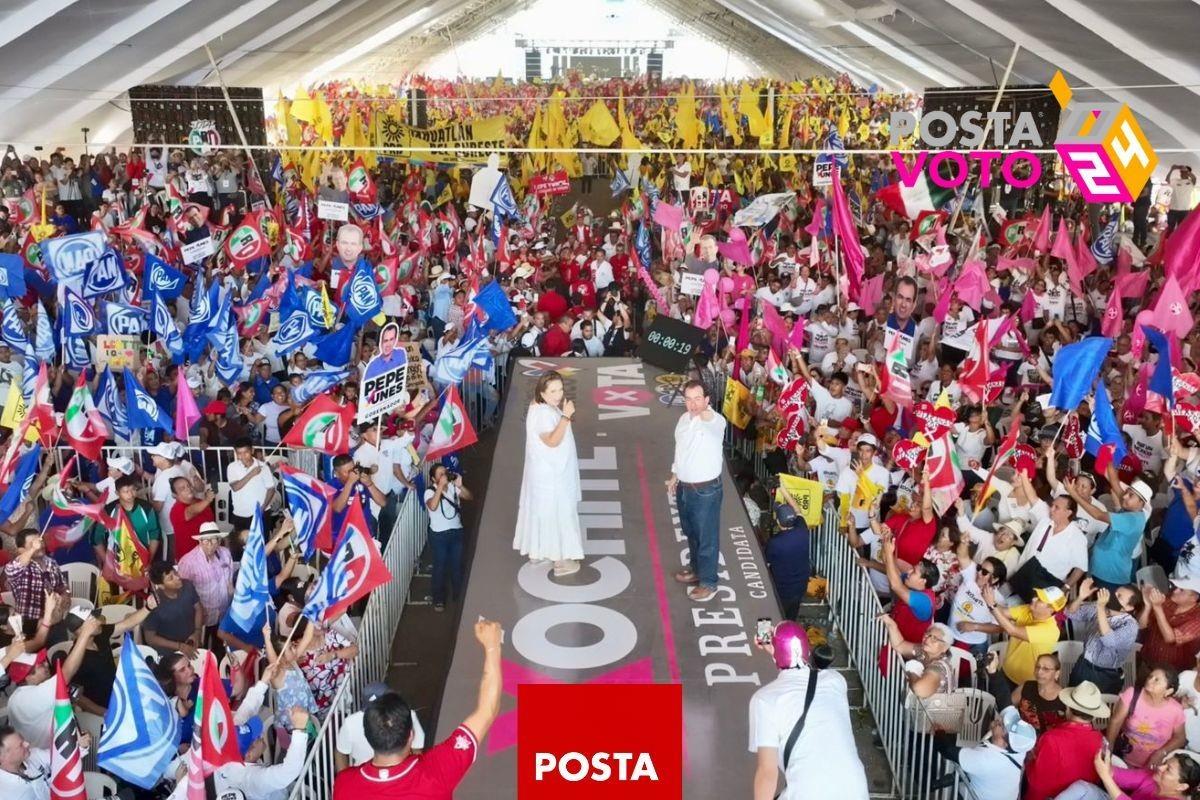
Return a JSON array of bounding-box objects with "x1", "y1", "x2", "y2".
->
[{"x1": 127, "y1": 85, "x2": 267, "y2": 158}]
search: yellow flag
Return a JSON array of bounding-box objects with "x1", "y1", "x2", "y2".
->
[
  {"x1": 0, "y1": 380, "x2": 25, "y2": 430},
  {"x1": 362, "y1": 111, "x2": 378, "y2": 169},
  {"x1": 851, "y1": 469, "x2": 884, "y2": 514},
  {"x1": 775, "y1": 475, "x2": 825, "y2": 528},
  {"x1": 320, "y1": 281, "x2": 335, "y2": 328},
  {"x1": 300, "y1": 150, "x2": 323, "y2": 192},
  {"x1": 778, "y1": 100, "x2": 795, "y2": 149},
  {"x1": 435, "y1": 184, "x2": 453, "y2": 208},
  {"x1": 759, "y1": 86, "x2": 775, "y2": 148},
  {"x1": 779, "y1": 152, "x2": 797, "y2": 173},
  {"x1": 560, "y1": 203, "x2": 577, "y2": 230},
  {"x1": 289, "y1": 87, "x2": 315, "y2": 123},
  {"x1": 579, "y1": 100, "x2": 620, "y2": 146},
  {"x1": 313, "y1": 95, "x2": 334, "y2": 144},
  {"x1": 527, "y1": 105, "x2": 546, "y2": 171},
  {"x1": 837, "y1": 106, "x2": 850, "y2": 139},
  {"x1": 740, "y1": 82, "x2": 767, "y2": 138},
  {"x1": 719, "y1": 84, "x2": 743, "y2": 146},
  {"x1": 674, "y1": 82, "x2": 700, "y2": 149},
  {"x1": 617, "y1": 87, "x2": 643, "y2": 150},
  {"x1": 722, "y1": 380, "x2": 752, "y2": 429}
]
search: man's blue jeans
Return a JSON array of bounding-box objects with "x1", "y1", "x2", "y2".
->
[
  {"x1": 429, "y1": 527, "x2": 464, "y2": 605},
  {"x1": 677, "y1": 481, "x2": 723, "y2": 589}
]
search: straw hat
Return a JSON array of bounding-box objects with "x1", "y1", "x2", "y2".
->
[{"x1": 1058, "y1": 681, "x2": 1111, "y2": 719}]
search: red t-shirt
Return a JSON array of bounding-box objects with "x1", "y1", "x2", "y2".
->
[
  {"x1": 569, "y1": 279, "x2": 596, "y2": 309},
  {"x1": 1022, "y1": 721, "x2": 1103, "y2": 800},
  {"x1": 536, "y1": 291, "x2": 569, "y2": 323},
  {"x1": 886, "y1": 512, "x2": 937, "y2": 567},
  {"x1": 541, "y1": 326, "x2": 572, "y2": 357},
  {"x1": 170, "y1": 502, "x2": 216, "y2": 559},
  {"x1": 333, "y1": 725, "x2": 478, "y2": 800}
]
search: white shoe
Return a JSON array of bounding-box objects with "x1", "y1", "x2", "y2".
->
[{"x1": 553, "y1": 560, "x2": 581, "y2": 577}]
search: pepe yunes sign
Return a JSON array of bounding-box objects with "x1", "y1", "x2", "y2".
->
[
  {"x1": 357, "y1": 323, "x2": 409, "y2": 422},
  {"x1": 529, "y1": 171, "x2": 571, "y2": 196}
]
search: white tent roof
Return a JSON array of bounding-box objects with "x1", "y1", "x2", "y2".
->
[{"x1": 2, "y1": 0, "x2": 1197, "y2": 161}]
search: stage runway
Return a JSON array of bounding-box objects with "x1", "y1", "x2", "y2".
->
[{"x1": 438, "y1": 358, "x2": 780, "y2": 798}]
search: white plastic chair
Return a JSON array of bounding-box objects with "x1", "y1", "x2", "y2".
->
[
  {"x1": 84, "y1": 771, "x2": 117, "y2": 800},
  {"x1": 98, "y1": 604, "x2": 137, "y2": 625},
  {"x1": 987, "y1": 640, "x2": 1008, "y2": 671},
  {"x1": 62, "y1": 563, "x2": 101, "y2": 603},
  {"x1": 190, "y1": 647, "x2": 213, "y2": 674},
  {"x1": 955, "y1": 688, "x2": 997, "y2": 746},
  {"x1": 1055, "y1": 640, "x2": 1084, "y2": 682},
  {"x1": 215, "y1": 482, "x2": 231, "y2": 526},
  {"x1": 137, "y1": 645, "x2": 160, "y2": 665},
  {"x1": 948, "y1": 649, "x2": 978, "y2": 690},
  {"x1": 1098, "y1": 694, "x2": 1121, "y2": 730}
]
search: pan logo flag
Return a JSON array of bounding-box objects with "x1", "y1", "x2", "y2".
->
[
  {"x1": 302, "y1": 502, "x2": 392, "y2": 623},
  {"x1": 224, "y1": 506, "x2": 271, "y2": 632},
  {"x1": 105, "y1": 302, "x2": 147, "y2": 336},
  {"x1": 80, "y1": 248, "x2": 127, "y2": 298},
  {"x1": 2, "y1": 298, "x2": 29, "y2": 355},
  {"x1": 98, "y1": 635, "x2": 176, "y2": 789},
  {"x1": 280, "y1": 465, "x2": 335, "y2": 557},
  {"x1": 273, "y1": 309, "x2": 317, "y2": 356},
  {"x1": 144, "y1": 254, "x2": 186, "y2": 301},
  {"x1": 344, "y1": 259, "x2": 382, "y2": 325}
]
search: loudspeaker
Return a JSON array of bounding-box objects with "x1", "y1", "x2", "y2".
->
[
  {"x1": 525, "y1": 50, "x2": 542, "y2": 82},
  {"x1": 407, "y1": 88, "x2": 427, "y2": 128},
  {"x1": 647, "y1": 51, "x2": 663, "y2": 82}
]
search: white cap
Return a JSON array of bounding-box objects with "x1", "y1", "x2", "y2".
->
[
  {"x1": 147, "y1": 443, "x2": 177, "y2": 460},
  {"x1": 106, "y1": 457, "x2": 135, "y2": 475},
  {"x1": 1000, "y1": 706, "x2": 1037, "y2": 753},
  {"x1": 858, "y1": 433, "x2": 879, "y2": 449}
]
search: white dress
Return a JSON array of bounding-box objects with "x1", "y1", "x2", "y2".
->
[{"x1": 512, "y1": 402, "x2": 584, "y2": 562}]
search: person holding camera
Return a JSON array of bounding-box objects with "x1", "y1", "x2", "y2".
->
[
  {"x1": 748, "y1": 621, "x2": 868, "y2": 800},
  {"x1": 425, "y1": 464, "x2": 471, "y2": 612},
  {"x1": 331, "y1": 455, "x2": 388, "y2": 541}
]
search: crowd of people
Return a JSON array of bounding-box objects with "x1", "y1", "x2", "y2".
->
[{"x1": 0, "y1": 59, "x2": 1195, "y2": 800}]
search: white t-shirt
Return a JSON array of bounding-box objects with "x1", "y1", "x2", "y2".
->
[
  {"x1": 259, "y1": 401, "x2": 289, "y2": 444},
  {"x1": 958, "y1": 741, "x2": 1027, "y2": 800},
  {"x1": 226, "y1": 459, "x2": 275, "y2": 518},
  {"x1": 1176, "y1": 670, "x2": 1200, "y2": 751},
  {"x1": 1123, "y1": 424, "x2": 1165, "y2": 475},
  {"x1": 335, "y1": 709, "x2": 426, "y2": 766},
  {"x1": 954, "y1": 423, "x2": 989, "y2": 466},
  {"x1": 748, "y1": 668, "x2": 869, "y2": 800},
  {"x1": 1170, "y1": 169, "x2": 1197, "y2": 211},
  {"x1": 424, "y1": 484, "x2": 462, "y2": 532},
  {"x1": 354, "y1": 441, "x2": 394, "y2": 509},
  {"x1": 949, "y1": 564, "x2": 993, "y2": 645},
  {"x1": 807, "y1": 321, "x2": 838, "y2": 363},
  {"x1": 808, "y1": 380, "x2": 852, "y2": 423},
  {"x1": 1017, "y1": 519, "x2": 1089, "y2": 580},
  {"x1": 671, "y1": 162, "x2": 692, "y2": 192}
]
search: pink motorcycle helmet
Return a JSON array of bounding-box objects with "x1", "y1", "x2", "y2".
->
[{"x1": 772, "y1": 621, "x2": 812, "y2": 669}]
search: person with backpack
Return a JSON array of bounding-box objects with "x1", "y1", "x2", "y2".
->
[{"x1": 748, "y1": 621, "x2": 869, "y2": 799}]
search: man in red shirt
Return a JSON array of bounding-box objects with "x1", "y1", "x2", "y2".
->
[
  {"x1": 334, "y1": 619, "x2": 503, "y2": 800},
  {"x1": 535, "y1": 279, "x2": 569, "y2": 322},
  {"x1": 569, "y1": 267, "x2": 596, "y2": 310},
  {"x1": 1022, "y1": 680, "x2": 1108, "y2": 800},
  {"x1": 168, "y1": 476, "x2": 217, "y2": 559},
  {"x1": 540, "y1": 316, "x2": 574, "y2": 357}
]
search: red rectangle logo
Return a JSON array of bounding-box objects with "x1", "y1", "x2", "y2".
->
[{"x1": 517, "y1": 683, "x2": 682, "y2": 799}]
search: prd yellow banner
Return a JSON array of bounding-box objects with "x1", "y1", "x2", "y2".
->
[{"x1": 376, "y1": 115, "x2": 510, "y2": 163}]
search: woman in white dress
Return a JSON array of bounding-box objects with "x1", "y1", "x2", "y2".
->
[{"x1": 513, "y1": 371, "x2": 584, "y2": 576}]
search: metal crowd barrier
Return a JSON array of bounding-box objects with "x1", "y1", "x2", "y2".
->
[
  {"x1": 288, "y1": 487, "x2": 429, "y2": 800},
  {"x1": 810, "y1": 504, "x2": 981, "y2": 800},
  {"x1": 51, "y1": 444, "x2": 322, "y2": 484}
]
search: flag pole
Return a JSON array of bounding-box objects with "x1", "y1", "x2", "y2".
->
[
  {"x1": 202, "y1": 44, "x2": 272, "y2": 210},
  {"x1": 946, "y1": 43, "x2": 1020, "y2": 235}
]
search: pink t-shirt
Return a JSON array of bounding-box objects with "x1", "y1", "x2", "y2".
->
[{"x1": 1117, "y1": 687, "x2": 1186, "y2": 768}]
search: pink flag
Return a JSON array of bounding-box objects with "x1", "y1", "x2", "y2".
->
[
  {"x1": 1032, "y1": 205, "x2": 1052, "y2": 254},
  {"x1": 1149, "y1": 274, "x2": 1195, "y2": 340},
  {"x1": 830, "y1": 167, "x2": 863, "y2": 302},
  {"x1": 175, "y1": 374, "x2": 202, "y2": 442},
  {"x1": 1019, "y1": 288, "x2": 1036, "y2": 323},
  {"x1": 717, "y1": 228, "x2": 753, "y2": 266},
  {"x1": 804, "y1": 198, "x2": 826, "y2": 238},
  {"x1": 1101, "y1": 286, "x2": 1124, "y2": 337},
  {"x1": 859, "y1": 274, "x2": 886, "y2": 316},
  {"x1": 1050, "y1": 219, "x2": 1082, "y2": 292},
  {"x1": 1073, "y1": 230, "x2": 1098, "y2": 284},
  {"x1": 932, "y1": 278, "x2": 953, "y2": 323},
  {"x1": 735, "y1": 295, "x2": 752, "y2": 354},
  {"x1": 788, "y1": 317, "x2": 807, "y2": 350},
  {"x1": 1116, "y1": 270, "x2": 1150, "y2": 297},
  {"x1": 1165, "y1": 206, "x2": 1200, "y2": 294},
  {"x1": 953, "y1": 260, "x2": 990, "y2": 311},
  {"x1": 761, "y1": 301, "x2": 788, "y2": 356},
  {"x1": 652, "y1": 201, "x2": 685, "y2": 231}
]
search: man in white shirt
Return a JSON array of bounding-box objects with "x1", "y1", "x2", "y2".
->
[
  {"x1": 671, "y1": 154, "x2": 692, "y2": 202},
  {"x1": 1168, "y1": 164, "x2": 1197, "y2": 231},
  {"x1": 335, "y1": 683, "x2": 426, "y2": 771},
  {"x1": 1123, "y1": 413, "x2": 1166, "y2": 476},
  {"x1": 834, "y1": 434, "x2": 890, "y2": 534},
  {"x1": 749, "y1": 622, "x2": 869, "y2": 800},
  {"x1": 149, "y1": 441, "x2": 195, "y2": 548},
  {"x1": 354, "y1": 424, "x2": 395, "y2": 535},
  {"x1": 754, "y1": 277, "x2": 790, "y2": 309},
  {"x1": 590, "y1": 249, "x2": 614, "y2": 293},
  {"x1": 932, "y1": 706, "x2": 1036, "y2": 800},
  {"x1": 666, "y1": 381, "x2": 727, "y2": 602},
  {"x1": 226, "y1": 439, "x2": 278, "y2": 532},
  {"x1": 808, "y1": 372, "x2": 853, "y2": 426},
  {"x1": 168, "y1": 709, "x2": 309, "y2": 800},
  {"x1": 1009, "y1": 496, "x2": 1088, "y2": 600},
  {"x1": 7, "y1": 616, "x2": 102, "y2": 750}
]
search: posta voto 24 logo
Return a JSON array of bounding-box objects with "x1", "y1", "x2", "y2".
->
[{"x1": 888, "y1": 70, "x2": 1156, "y2": 203}]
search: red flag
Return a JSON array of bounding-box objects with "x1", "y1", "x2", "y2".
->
[
  {"x1": 347, "y1": 158, "x2": 377, "y2": 205},
  {"x1": 63, "y1": 374, "x2": 108, "y2": 463},
  {"x1": 306, "y1": 502, "x2": 392, "y2": 622},
  {"x1": 50, "y1": 665, "x2": 85, "y2": 800},
  {"x1": 425, "y1": 386, "x2": 478, "y2": 461},
  {"x1": 223, "y1": 210, "x2": 271, "y2": 271},
  {"x1": 281, "y1": 395, "x2": 355, "y2": 455},
  {"x1": 959, "y1": 322, "x2": 991, "y2": 403},
  {"x1": 29, "y1": 363, "x2": 60, "y2": 448},
  {"x1": 1064, "y1": 412, "x2": 1085, "y2": 459},
  {"x1": 185, "y1": 652, "x2": 241, "y2": 800}
]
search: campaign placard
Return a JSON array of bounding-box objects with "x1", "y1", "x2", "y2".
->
[
  {"x1": 94, "y1": 334, "x2": 142, "y2": 371},
  {"x1": 357, "y1": 322, "x2": 410, "y2": 421},
  {"x1": 317, "y1": 199, "x2": 350, "y2": 222}
]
